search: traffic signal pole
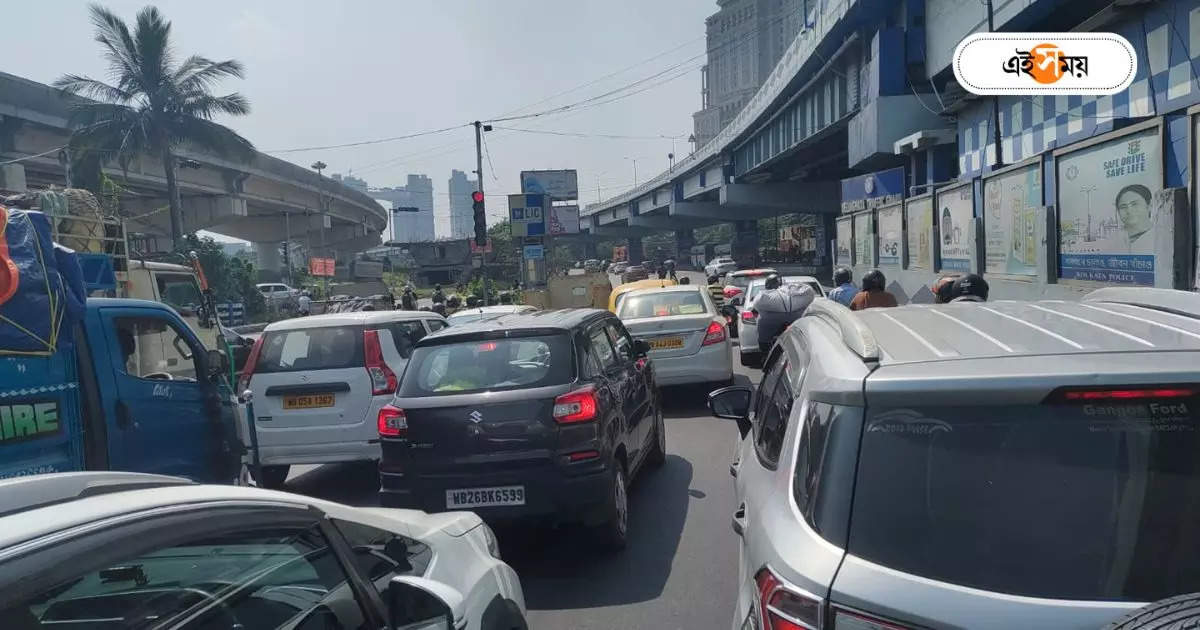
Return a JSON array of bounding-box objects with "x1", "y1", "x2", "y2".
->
[{"x1": 473, "y1": 120, "x2": 488, "y2": 306}]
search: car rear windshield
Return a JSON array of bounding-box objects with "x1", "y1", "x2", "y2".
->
[
  {"x1": 618, "y1": 291, "x2": 708, "y2": 319},
  {"x1": 256, "y1": 326, "x2": 364, "y2": 373},
  {"x1": 849, "y1": 397, "x2": 1200, "y2": 601},
  {"x1": 399, "y1": 334, "x2": 573, "y2": 396}
]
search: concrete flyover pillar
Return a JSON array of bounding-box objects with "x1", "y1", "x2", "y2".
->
[
  {"x1": 627, "y1": 236, "x2": 644, "y2": 265},
  {"x1": 674, "y1": 229, "x2": 695, "y2": 264},
  {"x1": 732, "y1": 220, "x2": 759, "y2": 268}
]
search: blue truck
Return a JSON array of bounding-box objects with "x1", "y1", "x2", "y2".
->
[{"x1": 0, "y1": 203, "x2": 241, "y2": 482}]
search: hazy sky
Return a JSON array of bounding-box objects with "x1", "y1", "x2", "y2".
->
[{"x1": 7, "y1": 1, "x2": 713, "y2": 240}]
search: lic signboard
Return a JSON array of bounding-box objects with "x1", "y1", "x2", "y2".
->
[{"x1": 508, "y1": 194, "x2": 546, "y2": 237}]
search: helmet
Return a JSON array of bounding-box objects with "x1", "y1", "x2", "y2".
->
[
  {"x1": 932, "y1": 275, "x2": 958, "y2": 304},
  {"x1": 434, "y1": 283, "x2": 442, "y2": 290},
  {"x1": 764, "y1": 274, "x2": 781, "y2": 290},
  {"x1": 833, "y1": 266, "x2": 853, "y2": 286},
  {"x1": 862, "y1": 269, "x2": 887, "y2": 292},
  {"x1": 951, "y1": 273, "x2": 989, "y2": 301}
]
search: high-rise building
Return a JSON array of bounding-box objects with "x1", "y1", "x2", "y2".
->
[
  {"x1": 692, "y1": 0, "x2": 805, "y2": 147},
  {"x1": 447, "y1": 169, "x2": 477, "y2": 240},
  {"x1": 374, "y1": 175, "x2": 435, "y2": 243},
  {"x1": 331, "y1": 172, "x2": 368, "y2": 194}
]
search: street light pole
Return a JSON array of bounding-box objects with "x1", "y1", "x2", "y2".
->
[
  {"x1": 473, "y1": 121, "x2": 489, "y2": 306},
  {"x1": 311, "y1": 161, "x2": 328, "y2": 297},
  {"x1": 284, "y1": 210, "x2": 292, "y2": 287},
  {"x1": 624, "y1": 157, "x2": 639, "y2": 187}
]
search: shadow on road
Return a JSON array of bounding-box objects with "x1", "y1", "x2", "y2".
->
[
  {"x1": 284, "y1": 461, "x2": 379, "y2": 506},
  {"x1": 499, "y1": 453, "x2": 694, "y2": 610},
  {"x1": 658, "y1": 373, "x2": 757, "y2": 417}
]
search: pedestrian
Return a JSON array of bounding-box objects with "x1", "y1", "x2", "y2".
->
[
  {"x1": 401, "y1": 286, "x2": 416, "y2": 310},
  {"x1": 706, "y1": 274, "x2": 726, "y2": 308},
  {"x1": 949, "y1": 273, "x2": 989, "y2": 302},
  {"x1": 431, "y1": 283, "x2": 445, "y2": 305},
  {"x1": 849, "y1": 269, "x2": 898, "y2": 311},
  {"x1": 297, "y1": 291, "x2": 312, "y2": 316},
  {"x1": 826, "y1": 267, "x2": 857, "y2": 307}
]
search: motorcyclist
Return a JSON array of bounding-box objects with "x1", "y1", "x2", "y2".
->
[
  {"x1": 665, "y1": 259, "x2": 677, "y2": 280},
  {"x1": 753, "y1": 274, "x2": 814, "y2": 354},
  {"x1": 431, "y1": 283, "x2": 445, "y2": 305},
  {"x1": 949, "y1": 273, "x2": 989, "y2": 302},
  {"x1": 400, "y1": 286, "x2": 417, "y2": 310}
]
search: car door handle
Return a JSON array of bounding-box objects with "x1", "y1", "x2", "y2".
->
[
  {"x1": 732, "y1": 505, "x2": 746, "y2": 537},
  {"x1": 115, "y1": 400, "x2": 137, "y2": 430}
]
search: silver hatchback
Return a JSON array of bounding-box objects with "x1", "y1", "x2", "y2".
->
[{"x1": 709, "y1": 288, "x2": 1200, "y2": 630}]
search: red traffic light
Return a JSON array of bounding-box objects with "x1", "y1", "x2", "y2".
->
[{"x1": 471, "y1": 191, "x2": 484, "y2": 203}]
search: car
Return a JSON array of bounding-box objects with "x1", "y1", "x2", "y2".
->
[
  {"x1": 615, "y1": 285, "x2": 732, "y2": 387},
  {"x1": 722, "y1": 268, "x2": 778, "y2": 303},
  {"x1": 0, "y1": 472, "x2": 527, "y2": 630},
  {"x1": 447, "y1": 304, "x2": 538, "y2": 325},
  {"x1": 621, "y1": 264, "x2": 649, "y2": 283},
  {"x1": 241, "y1": 310, "x2": 449, "y2": 488},
  {"x1": 708, "y1": 288, "x2": 1200, "y2": 630},
  {"x1": 736, "y1": 275, "x2": 825, "y2": 366},
  {"x1": 704, "y1": 256, "x2": 738, "y2": 278},
  {"x1": 256, "y1": 282, "x2": 300, "y2": 308},
  {"x1": 378, "y1": 308, "x2": 665, "y2": 551},
  {"x1": 608, "y1": 277, "x2": 678, "y2": 312}
]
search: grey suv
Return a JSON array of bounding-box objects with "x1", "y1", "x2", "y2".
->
[{"x1": 708, "y1": 288, "x2": 1200, "y2": 630}]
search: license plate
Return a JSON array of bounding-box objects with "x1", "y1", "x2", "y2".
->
[
  {"x1": 282, "y1": 393, "x2": 335, "y2": 409},
  {"x1": 446, "y1": 485, "x2": 526, "y2": 508},
  {"x1": 649, "y1": 336, "x2": 684, "y2": 350}
]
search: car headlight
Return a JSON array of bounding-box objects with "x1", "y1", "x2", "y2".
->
[{"x1": 479, "y1": 523, "x2": 501, "y2": 559}]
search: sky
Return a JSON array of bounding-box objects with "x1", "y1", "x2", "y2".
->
[{"x1": 6, "y1": 1, "x2": 714, "y2": 242}]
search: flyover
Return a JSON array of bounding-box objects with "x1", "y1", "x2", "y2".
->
[
  {"x1": 581, "y1": 0, "x2": 950, "y2": 266},
  {"x1": 0, "y1": 71, "x2": 387, "y2": 274}
]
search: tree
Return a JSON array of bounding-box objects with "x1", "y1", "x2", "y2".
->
[
  {"x1": 56, "y1": 4, "x2": 255, "y2": 245},
  {"x1": 175, "y1": 234, "x2": 265, "y2": 319}
]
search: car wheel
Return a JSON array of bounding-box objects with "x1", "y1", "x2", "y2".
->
[
  {"x1": 1105, "y1": 592, "x2": 1200, "y2": 629},
  {"x1": 646, "y1": 407, "x2": 666, "y2": 469},
  {"x1": 594, "y1": 462, "x2": 629, "y2": 551},
  {"x1": 253, "y1": 465, "x2": 290, "y2": 489}
]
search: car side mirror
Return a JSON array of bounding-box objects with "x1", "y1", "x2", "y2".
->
[
  {"x1": 634, "y1": 339, "x2": 651, "y2": 357},
  {"x1": 709, "y1": 385, "x2": 753, "y2": 438},
  {"x1": 206, "y1": 348, "x2": 229, "y2": 377},
  {"x1": 387, "y1": 576, "x2": 461, "y2": 630}
]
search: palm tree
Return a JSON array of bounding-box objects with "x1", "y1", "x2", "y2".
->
[{"x1": 55, "y1": 4, "x2": 255, "y2": 245}]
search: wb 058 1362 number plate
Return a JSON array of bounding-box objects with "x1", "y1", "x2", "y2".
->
[{"x1": 446, "y1": 485, "x2": 526, "y2": 508}]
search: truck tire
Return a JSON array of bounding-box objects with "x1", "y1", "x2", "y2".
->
[
  {"x1": 1106, "y1": 593, "x2": 1200, "y2": 629},
  {"x1": 254, "y1": 465, "x2": 290, "y2": 489}
]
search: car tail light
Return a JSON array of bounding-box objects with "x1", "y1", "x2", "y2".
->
[
  {"x1": 754, "y1": 567, "x2": 821, "y2": 630},
  {"x1": 1046, "y1": 386, "x2": 1197, "y2": 403},
  {"x1": 702, "y1": 321, "x2": 727, "y2": 345},
  {"x1": 830, "y1": 607, "x2": 914, "y2": 629},
  {"x1": 363, "y1": 329, "x2": 398, "y2": 395},
  {"x1": 378, "y1": 405, "x2": 407, "y2": 437},
  {"x1": 724, "y1": 286, "x2": 743, "y2": 299},
  {"x1": 237, "y1": 335, "x2": 265, "y2": 393},
  {"x1": 553, "y1": 386, "x2": 597, "y2": 424},
  {"x1": 741, "y1": 310, "x2": 757, "y2": 322}
]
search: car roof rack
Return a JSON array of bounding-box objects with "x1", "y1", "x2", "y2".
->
[
  {"x1": 804, "y1": 298, "x2": 880, "y2": 361},
  {"x1": 0, "y1": 472, "x2": 194, "y2": 518},
  {"x1": 1082, "y1": 287, "x2": 1200, "y2": 319}
]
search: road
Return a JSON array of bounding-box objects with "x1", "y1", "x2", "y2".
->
[{"x1": 283, "y1": 335, "x2": 760, "y2": 630}]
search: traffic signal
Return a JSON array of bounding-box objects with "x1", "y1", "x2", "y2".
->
[{"x1": 472, "y1": 190, "x2": 487, "y2": 246}]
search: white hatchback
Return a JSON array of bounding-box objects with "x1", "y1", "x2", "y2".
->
[{"x1": 242, "y1": 310, "x2": 449, "y2": 487}]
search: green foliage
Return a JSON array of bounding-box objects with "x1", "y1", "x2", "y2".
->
[{"x1": 174, "y1": 234, "x2": 265, "y2": 319}]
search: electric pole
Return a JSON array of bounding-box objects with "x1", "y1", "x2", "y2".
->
[
  {"x1": 986, "y1": 0, "x2": 1004, "y2": 168},
  {"x1": 311, "y1": 161, "x2": 328, "y2": 297},
  {"x1": 473, "y1": 121, "x2": 489, "y2": 306}
]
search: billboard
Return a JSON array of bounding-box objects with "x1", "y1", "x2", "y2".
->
[
  {"x1": 983, "y1": 163, "x2": 1040, "y2": 276},
  {"x1": 549, "y1": 204, "x2": 580, "y2": 235},
  {"x1": 877, "y1": 204, "x2": 902, "y2": 266},
  {"x1": 835, "y1": 217, "x2": 852, "y2": 265},
  {"x1": 853, "y1": 212, "x2": 873, "y2": 267},
  {"x1": 1057, "y1": 128, "x2": 1162, "y2": 285},
  {"x1": 840, "y1": 167, "x2": 905, "y2": 214},
  {"x1": 469, "y1": 239, "x2": 492, "y2": 254},
  {"x1": 308, "y1": 257, "x2": 335, "y2": 277},
  {"x1": 937, "y1": 183, "x2": 974, "y2": 271},
  {"x1": 508, "y1": 194, "x2": 546, "y2": 237},
  {"x1": 905, "y1": 196, "x2": 932, "y2": 270},
  {"x1": 520, "y1": 170, "x2": 579, "y2": 199}
]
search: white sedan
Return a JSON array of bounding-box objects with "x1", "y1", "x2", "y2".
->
[
  {"x1": 616, "y1": 285, "x2": 732, "y2": 387},
  {"x1": 0, "y1": 472, "x2": 527, "y2": 630},
  {"x1": 737, "y1": 275, "x2": 825, "y2": 366}
]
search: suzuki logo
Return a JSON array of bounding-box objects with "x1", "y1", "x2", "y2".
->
[{"x1": 468, "y1": 410, "x2": 484, "y2": 424}]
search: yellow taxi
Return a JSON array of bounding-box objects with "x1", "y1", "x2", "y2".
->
[{"x1": 608, "y1": 278, "x2": 677, "y2": 312}]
